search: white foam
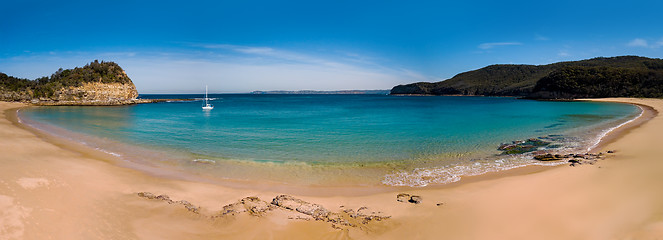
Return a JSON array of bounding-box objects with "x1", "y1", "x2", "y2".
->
[
  {"x1": 16, "y1": 109, "x2": 23, "y2": 123},
  {"x1": 382, "y1": 156, "x2": 567, "y2": 187},
  {"x1": 586, "y1": 105, "x2": 644, "y2": 151},
  {"x1": 96, "y1": 148, "x2": 121, "y2": 157},
  {"x1": 192, "y1": 159, "x2": 216, "y2": 164}
]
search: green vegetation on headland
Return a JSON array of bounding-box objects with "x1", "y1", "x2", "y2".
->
[
  {"x1": 1, "y1": 60, "x2": 142, "y2": 105},
  {"x1": 391, "y1": 56, "x2": 663, "y2": 99}
]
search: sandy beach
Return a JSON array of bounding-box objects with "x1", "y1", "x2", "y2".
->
[{"x1": 2, "y1": 98, "x2": 663, "y2": 239}]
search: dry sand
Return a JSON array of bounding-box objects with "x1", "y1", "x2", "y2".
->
[{"x1": 1, "y1": 98, "x2": 663, "y2": 239}]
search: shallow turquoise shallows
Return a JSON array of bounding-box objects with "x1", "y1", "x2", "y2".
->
[{"x1": 20, "y1": 95, "x2": 640, "y2": 186}]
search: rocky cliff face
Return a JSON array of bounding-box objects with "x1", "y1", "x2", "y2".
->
[{"x1": 44, "y1": 82, "x2": 139, "y2": 105}]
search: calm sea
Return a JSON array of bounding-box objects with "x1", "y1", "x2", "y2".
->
[{"x1": 19, "y1": 94, "x2": 640, "y2": 186}]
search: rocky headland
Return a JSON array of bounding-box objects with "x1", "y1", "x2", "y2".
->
[{"x1": 0, "y1": 60, "x2": 168, "y2": 106}]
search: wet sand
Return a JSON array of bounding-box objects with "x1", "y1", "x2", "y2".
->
[{"x1": 1, "y1": 98, "x2": 663, "y2": 239}]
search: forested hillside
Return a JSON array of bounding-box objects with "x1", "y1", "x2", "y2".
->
[{"x1": 391, "y1": 56, "x2": 663, "y2": 99}]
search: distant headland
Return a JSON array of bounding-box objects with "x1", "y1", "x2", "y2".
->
[
  {"x1": 391, "y1": 56, "x2": 663, "y2": 99},
  {"x1": 0, "y1": 60, "x2": 161, "y2": 105}
]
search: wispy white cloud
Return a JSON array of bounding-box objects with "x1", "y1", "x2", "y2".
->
[
  {"x1": 627, "y1": 38, "x2": 649, "y2": 47},
  {"x1": 627, "y1": 38, "x2": 663, "y2": 48},
  {"x1": 195, "y1": 43, "x2": 276, "y2": 55},
  {"x1": 558, "y1": 51, "x2": 570, "y2": 57},
  {"x1": 535, "y1": 34, "x2": 549, "y2": 41},
  {"x1": 477, "y1": 42, "x2": 522, "y2": 50}
]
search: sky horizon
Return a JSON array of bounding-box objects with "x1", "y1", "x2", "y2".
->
[{"x1": 2, "y1": 0, "x2": 663, "y2": 93}]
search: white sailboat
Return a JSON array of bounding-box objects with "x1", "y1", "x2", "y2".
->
[{"x1": 202, "y1": 85, "x2": 214, "y2": 110}]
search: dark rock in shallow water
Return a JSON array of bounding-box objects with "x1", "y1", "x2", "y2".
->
[{"x1": 498, "y1": 138, "x2": 551, "y2": 154}]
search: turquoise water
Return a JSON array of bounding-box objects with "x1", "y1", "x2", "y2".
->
[{"x1": 20, "y1": 95, "x2": 640, "y2": 186}]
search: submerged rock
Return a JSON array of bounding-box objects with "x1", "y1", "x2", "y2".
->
[{"x1": 498, "y1": 138, "x2": 551, "y2": 154}]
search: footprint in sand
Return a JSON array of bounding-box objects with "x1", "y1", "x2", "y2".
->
[{"x1": 15, "y1": 178, "x2": 50, "y2": 190}]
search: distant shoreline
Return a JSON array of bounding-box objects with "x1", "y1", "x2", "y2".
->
[{"x1": 250, "y1": 89, "x2": 390, "y2": 94}]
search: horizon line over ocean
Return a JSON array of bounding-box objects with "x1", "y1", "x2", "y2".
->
[{"x1": 19, "y1": 94, "x2": 641, "y2": 187}]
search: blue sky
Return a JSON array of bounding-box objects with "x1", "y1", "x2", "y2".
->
[{"x1": 1, "y1": 0, "x2": 662, "y2": 93}]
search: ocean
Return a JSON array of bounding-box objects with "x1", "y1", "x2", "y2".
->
[{"x1": 19, "y1": 94, "x2": 640, "y2": 187}]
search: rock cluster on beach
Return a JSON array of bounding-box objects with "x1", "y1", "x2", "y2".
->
[
  {"x1": 137, "y1": 192, "x2": 390, "y2": 230},
  {"x1": 396, "y1": 193, "x2": 422, "y2": 204},
  {"x1": 533, "y1": 152, "x2": 611, "y2": 166},
  {"x1": 498, "y1": 136, "x2": 615, "y2": 167}
]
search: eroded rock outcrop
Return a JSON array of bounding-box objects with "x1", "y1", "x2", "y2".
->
[
  {"x1": 271, "y1": 194, "x2": 330, "y2": 220},
  {"x1": 137, "y1": 192, "x2": 201, "y2": 214},
  {"x1": 214, "y1": 196, "x2": 275, "y2": 217},
  {"x1": 137, "y1": 192, "x2": 390, "y2": 230}
]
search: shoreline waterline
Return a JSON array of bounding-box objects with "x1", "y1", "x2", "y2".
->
[
  {"x1": 9, "y1": 98, "x2": 652, "y2": 191},
  {"x1": 579, "y1": 100, "x2": 658, "y2": 153}
]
